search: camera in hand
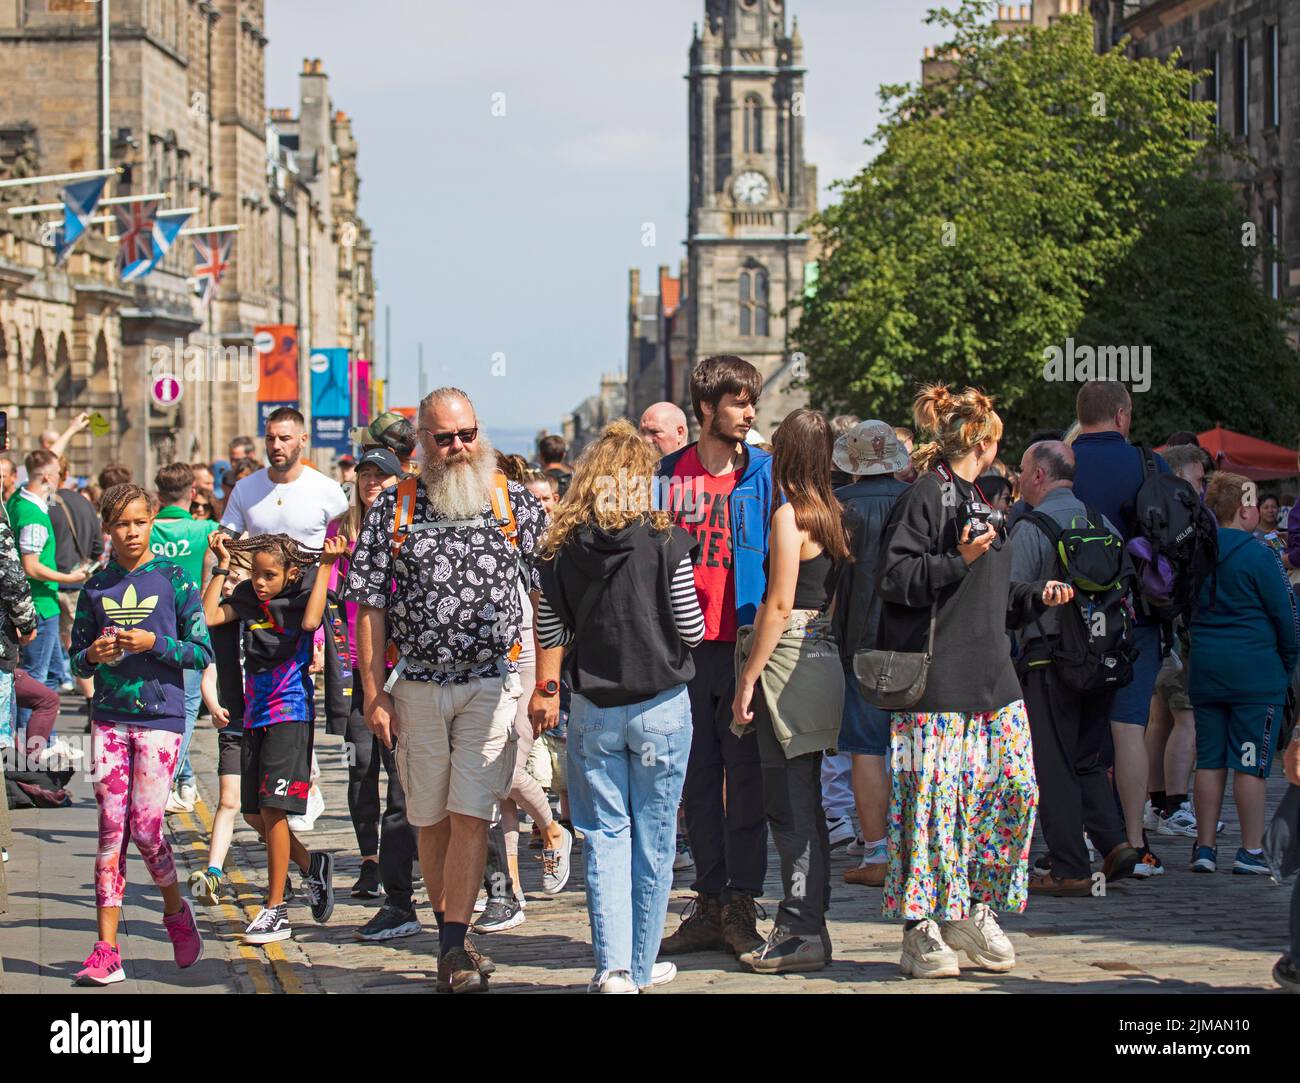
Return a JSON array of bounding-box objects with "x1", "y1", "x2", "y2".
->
[{"x1": 959, "y1": 500, "x2": 1006, "y2": 540}]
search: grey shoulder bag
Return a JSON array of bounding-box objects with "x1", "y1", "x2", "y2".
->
[{"x1": 852, "y1": 600, "x2": 936, "y2": 710}]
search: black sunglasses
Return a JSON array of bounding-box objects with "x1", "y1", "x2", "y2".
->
[{"x1": 421, "y1": 427, "x2": 478, "y2": 449}]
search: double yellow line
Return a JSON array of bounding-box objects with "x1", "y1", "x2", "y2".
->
[{"x1": 174, "y1": 797, "x2": 305, "y2": 995}]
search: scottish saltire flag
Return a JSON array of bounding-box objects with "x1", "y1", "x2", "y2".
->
[
  {"x1": 123, "y1": 212, "x2": 192, "y2": 281},
  {"x1": 193, "y1": 232, "x2": 233, "y2": 308},
  {"x1": 114, "y1": 199, "x2": 161, "y2": 281},
  {"x1": 52, "y1": 175, "x2": 107, "y2": 265}
]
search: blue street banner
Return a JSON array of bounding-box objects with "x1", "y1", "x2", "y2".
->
[
  {"x1": 258, "y1": 401, "x2": 297, "y2": 433},
  {"x1": 312, "y1": 416, "x2": 351, "y2": 453},
  {"x1": 310, "y1": 347, "x2": 351, "y2": 453}
]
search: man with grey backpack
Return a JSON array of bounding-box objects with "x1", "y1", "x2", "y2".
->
[{"x1": 1011, "y1": 440, "x2": 1141, "y2": 897}]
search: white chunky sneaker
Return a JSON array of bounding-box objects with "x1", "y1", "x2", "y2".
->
[
  {"x1": 899, "y1": 918, "x2": 961, "y2": 979},
  {"x1": 940, "y1": 903, "x2": 1015, "y2": 972}
]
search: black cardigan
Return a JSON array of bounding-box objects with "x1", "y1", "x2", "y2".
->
[{"x1": 874, "y1": 468, "x2": 1047, "y2": 714}]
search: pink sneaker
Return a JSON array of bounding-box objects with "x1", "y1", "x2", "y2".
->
[
  {"x1": 163, "y1": 897, "x2": 204, "y2": 969},
  {"x1": 75, "y1": 941, "x2": 125, "y2": 986}
]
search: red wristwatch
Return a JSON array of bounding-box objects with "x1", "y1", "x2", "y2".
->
[{"x1": 535, "y1": 679, "x2": 559, "y2": 697}]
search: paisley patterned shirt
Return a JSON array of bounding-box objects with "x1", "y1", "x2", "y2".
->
[
  {"x1": 0, "y1": 514, "x2": 37, "y2": 668},
  {"x1": 344, "y1": 479, "x2": 544, "y2": 683}
]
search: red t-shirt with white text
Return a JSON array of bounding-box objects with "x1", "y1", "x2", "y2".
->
[{"x1": 671, "y1": 446, "x2": 740, "y2": 643}]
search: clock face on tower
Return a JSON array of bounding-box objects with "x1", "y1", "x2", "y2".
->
[{"x1": 733, "y1": 171, "x2": 770, "y2": 206}]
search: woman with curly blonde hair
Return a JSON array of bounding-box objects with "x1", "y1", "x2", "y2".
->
[
  {"x1": 536, "y1": 419, "x2": 705, "y2": 993},
  {"x1": 875, "y1": 385, "x2": 1075, "y2": 980}
]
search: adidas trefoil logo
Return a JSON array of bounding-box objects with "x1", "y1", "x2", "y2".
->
[{"x1": 102, "y1": 583, "x2": 159, "y2": 627}]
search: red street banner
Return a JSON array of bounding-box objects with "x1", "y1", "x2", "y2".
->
[{"x1": 254, "y1": 325, "x2": 299, "y2": 403}]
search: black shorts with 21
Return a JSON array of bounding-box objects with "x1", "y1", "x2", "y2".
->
[{"x1": 241, "y1": 721, "x2": 313, "y2": 816}]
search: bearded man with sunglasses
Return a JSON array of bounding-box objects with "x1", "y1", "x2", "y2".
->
[{"x1": 346, "y1": 387, "x2": 560, "y2": 993}]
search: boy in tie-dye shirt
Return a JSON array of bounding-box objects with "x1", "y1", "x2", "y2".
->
[{"x1": 201, "y1": 530, "x2": 345, "y2": 945}]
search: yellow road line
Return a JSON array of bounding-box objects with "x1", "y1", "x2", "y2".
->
[
  {"x1": 174, "y1": 806, "x2": 273, "y2": 994},
  {"x1": 177, "y1": 796, "x2": 306, "y2": 995}
]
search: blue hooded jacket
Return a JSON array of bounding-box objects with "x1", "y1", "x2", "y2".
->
[
  {"x1": 1189, "y1": 527, "x2": 1300, "y2": 706},
  {"x1": 657, "y1": 442, "x2": 773, "y2": 629}
]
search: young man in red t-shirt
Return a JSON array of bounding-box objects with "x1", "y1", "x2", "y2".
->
[{"x1": 655, "y1": 356, "x2": 774, "y2": 960}]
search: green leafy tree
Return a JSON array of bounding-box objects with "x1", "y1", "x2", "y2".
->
[{"x1": 794, "y1": 0, "x2": 1299, "y2": 450}]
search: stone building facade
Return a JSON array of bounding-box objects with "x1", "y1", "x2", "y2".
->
[
  {"x1": 1090, "y1": 0, "x2": 1299, "y2": 331},
  {"x1": 576, "y1": 0, "x2": 817, "y2": 445},
  {"x1": 0, "y1": 1, "x2": 374, "y2": 484}
]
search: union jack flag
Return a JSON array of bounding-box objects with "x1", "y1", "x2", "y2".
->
[
  {"x1": 193, "y1": 232, "x2": 234, "y2": 309},
  {"x1": 113, "y1": 200, "x2": 161, "y2": 281}
]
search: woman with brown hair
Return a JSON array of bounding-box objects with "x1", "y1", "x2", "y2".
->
[
  {"x1": 874, "y1": 385, "x2": 1074, "y2": 979},
  {"x1": 732, "y1": 408, "x2": 851, "y2": 974},
  {"x1": 536, "y1": 420, "x2": 704, "y2": 993}
]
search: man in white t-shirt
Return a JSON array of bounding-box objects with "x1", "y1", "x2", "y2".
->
[
  {"x1": 217, "y1": 406, "x2": 348, "y2": 834},
  {"x1": 220, "y1": 407, "x2": 349, "y2": 546}
]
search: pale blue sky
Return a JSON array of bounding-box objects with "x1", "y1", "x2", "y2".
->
[{"x1": 265, "y1": 0, "x2": 941, "y2": 452}]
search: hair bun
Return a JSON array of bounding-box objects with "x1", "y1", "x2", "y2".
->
[{"x1": 912, "y1": 383, "x2": 955, "y2": 434}]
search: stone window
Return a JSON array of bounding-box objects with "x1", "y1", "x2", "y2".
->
[
  {"x1": 1265, "y1": 22, "x2": 1279, "y2": 131},
  {"x1": 743, "y1": 95, "x2": 763, "y2": 154},
  {"x1": 1234, "y1": 35, "x2": 1248, "y2": 138},
  {"x1": 739, "y1": 266, "x2": 769, "y2": 337}
]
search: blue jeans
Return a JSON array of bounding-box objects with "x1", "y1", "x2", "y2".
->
[
  {"x1": 174, "y1": 667, "x2": 202, "y2": 787},
  {"x1": 18, "y1": 614, "x2": 60, "y2": 729},
  {"x1": 567, "y1": 684, "x2": 691, "y2": 988}
]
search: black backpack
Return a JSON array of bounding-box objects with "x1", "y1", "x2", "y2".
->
[
  {"x1": 1127, "y1": 446, "x2": 1219, "y2": 638},
  {"x1": 1026, "y1": 506, "x2": 1137, "y2": 693}
]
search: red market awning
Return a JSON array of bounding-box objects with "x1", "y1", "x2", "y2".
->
[{"x1": 1158, "y1": 424, "x2": 1299, "y2": 481}]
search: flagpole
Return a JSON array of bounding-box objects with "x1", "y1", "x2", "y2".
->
[
  {"x1": 100, "y1": 0, "x2": 111, "y2": 171},
  {"x1": 0, "y1": 167, "x2": 119, "y2": 191}
]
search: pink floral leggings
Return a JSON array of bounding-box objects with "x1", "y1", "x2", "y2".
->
[{"x1": 91, "y1": 722, "x2": 183, "y2": 909}]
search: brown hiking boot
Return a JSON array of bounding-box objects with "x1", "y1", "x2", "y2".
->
[
  {"x1": 436, "y1": 947, "x2": 488, "y2": 993},
  {"x1": 658, "y1": 894, "x2": 725, "y2": 955},
  {"x1": 720, "y1": 894, "x2": 764, "y2": 957},
  {"x1": 464, "y1": 933, "x2": 495, "y2": 976}
]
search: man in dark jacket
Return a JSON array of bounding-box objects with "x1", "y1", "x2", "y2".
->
[
  {"x1": 48, "y1": 460, "x2": 103, "y2": 708},
  {"x1": 831, "y1": 421, "x2": 909, "y2": 887}
]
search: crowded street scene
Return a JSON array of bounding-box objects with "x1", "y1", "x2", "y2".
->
[{"x1": 1, "y1": 0, "x2": 1299, "y2": 1059}]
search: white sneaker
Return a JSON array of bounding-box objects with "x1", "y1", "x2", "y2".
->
[
  {"x1": 588, "y1": 969, "x2": 639, "y2": 994},
  {"x1": 1142, "y1": 800, "x2": 1161, "y2": 832},
  {"x1": 826, "y1": 816, "x2": 857, "y2": 849},
  {"x1": 165, "y1": 788, "x2": 195, "y2": 814},
  {"x1": 900, "y1": 919, "x2": 961, "y2": 979},
  {"x1": 287, "y1": 784, "x2": 325, "y2": 833},
  {"x1": 845, "y1": 835, "x2": 869, "y2": 856},
  {"x1": 940, "y1": 903, "x2": 1015, "y2": 972},
  {"x1": 1157, "y1": 802, "x2": 1198, "y2": 838},
  {"x1": 38, "y1": 736, "x2": 84, "y2": 769},
  {"x1": 642, "y1": 961, "x2": 676, "y2": 988}
]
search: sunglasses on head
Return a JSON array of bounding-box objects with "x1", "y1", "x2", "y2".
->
[{"x1": 422, "y1": 427, "x2": 478, "y2": 449}]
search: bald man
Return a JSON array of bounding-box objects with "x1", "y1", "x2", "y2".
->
[
  {"x1": 1010, "y1": 439, "x2": 1140, "y2": 895},
  {"x1": 639, "y1": 402, "x2": 689, "y2": 457}
]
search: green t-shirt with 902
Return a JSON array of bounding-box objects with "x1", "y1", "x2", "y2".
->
[{"x1": 150, "y1": 505, "x2": 217, "y2": 588}]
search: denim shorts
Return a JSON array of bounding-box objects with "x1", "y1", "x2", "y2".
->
[
  {"x1": 837, "y1": 673, "x2": 890, "y2": 756},
  {"x1": 1111, "y1": 624, "x2": 1162, "y2": 726}
]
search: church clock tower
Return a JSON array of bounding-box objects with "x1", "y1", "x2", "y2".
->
[{"x1": 686, "y1": 0, "x2": 817, "y2": 435}]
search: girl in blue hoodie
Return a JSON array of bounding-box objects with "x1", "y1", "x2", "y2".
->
[{"x1": 1189, "y1": 472, "x2": 1299, "y2": 876}]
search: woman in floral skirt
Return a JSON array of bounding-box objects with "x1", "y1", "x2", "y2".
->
[{"x1": 873, "y1": 385, "x2": 1074, "y2": 979}]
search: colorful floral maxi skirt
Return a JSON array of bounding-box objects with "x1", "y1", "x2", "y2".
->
[{"x1": 881, "y1": 700, "x2": 1037, "y2": 922}]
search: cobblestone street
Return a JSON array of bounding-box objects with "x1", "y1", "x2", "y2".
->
[{"x1": 2, "y1": 707, "x2": 1294, "y2": 995}]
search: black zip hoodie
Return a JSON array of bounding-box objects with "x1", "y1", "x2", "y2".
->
[
  {"x1": 875, "y1": 468, "x2": 1048, "y2": 714},
  {"x1": 540, "y1": 521, "x2": 698, "y2": 708}
]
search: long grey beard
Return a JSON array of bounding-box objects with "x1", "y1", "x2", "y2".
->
[{"x1": 421, "y1": 434, "x2": 497, "y2": 520}]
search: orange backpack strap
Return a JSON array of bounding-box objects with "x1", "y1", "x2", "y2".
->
[
  {"x1": 390, "y1": 475, "x2": 421, "y2": 561},
  {"x1": 489, "y1": 471, "x2": 518, "y2": 548}
]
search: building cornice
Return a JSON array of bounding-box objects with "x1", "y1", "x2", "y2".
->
[
  {"x1": 688, "y1": 65, "x2": 806, "y2": 77},
  {"x1": 689, "y1": 233, "x2": 810, "y2": 243},
  {"x1": 1120, "y1": 0, "x2": 1218, "y2": 42}
]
